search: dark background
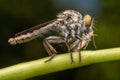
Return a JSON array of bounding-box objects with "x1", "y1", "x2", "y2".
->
[{"x1": 0, "y1": 0, "x2": 120, "y2": 80}]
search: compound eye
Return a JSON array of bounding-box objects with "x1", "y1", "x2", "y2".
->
[{"x1": 84, "y1": 14, "x2": 92, "y2": 28}]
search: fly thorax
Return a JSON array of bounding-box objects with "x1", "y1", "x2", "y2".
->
[{"x1": 60, "y1": 25, "x2": 69, "y2": 37}]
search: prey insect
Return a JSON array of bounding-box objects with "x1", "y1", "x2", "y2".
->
[{"x1": 8, "y1": 10, "x2": 94, "y2": 63}]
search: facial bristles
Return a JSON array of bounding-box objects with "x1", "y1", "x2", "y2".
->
[{"x1": 84, "y1": 14, "x2": 92, "y2": 28}]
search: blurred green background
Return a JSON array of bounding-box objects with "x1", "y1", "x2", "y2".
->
[{"x1": 0, "y1": 0, "x2": 120, "y2": 80}]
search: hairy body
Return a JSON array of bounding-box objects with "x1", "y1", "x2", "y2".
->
[{"x1": 8, "y1": 10, "x2": 94, "y2": 63}]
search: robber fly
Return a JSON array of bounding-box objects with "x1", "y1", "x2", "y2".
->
[{"x1": 8, "y1": 10, "x2": 94, "y2": 63}]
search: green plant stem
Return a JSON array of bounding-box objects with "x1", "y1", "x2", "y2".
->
[{"x1": 0, "y1": 47, "x2": 120, "y2": 80}]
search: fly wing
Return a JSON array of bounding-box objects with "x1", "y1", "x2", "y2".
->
[
  {"x1": 8, "y1": 18, "x2": 65, "y2": 45},
  {"x1": 15, "y1": 18, "x2": 64, "y2": 37}
]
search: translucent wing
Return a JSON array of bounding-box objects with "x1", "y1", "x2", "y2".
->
[
  {"x1": 15, "y1": 18, "x2": 63, "y2": 37},
  {"x1": 8, "y1": 18, "x2": 65, "y2": 45}
]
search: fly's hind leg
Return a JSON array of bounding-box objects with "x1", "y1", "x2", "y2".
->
[
  {"x1": 43, "y1": 40, "x2": 57, "y2": 63},
  {"x1": 43, "y1": 36, "x2": 65, "y2": 63}
]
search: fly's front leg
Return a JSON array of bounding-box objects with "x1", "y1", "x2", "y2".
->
[
  {"x1": 71, "y1": 40, "x2": 82, "y2": 63},
  {"x1": 43, "y1": 36, "x2": 65, "y2": 62},
  {"x1": 69, "y1": 34, "x2": 84, "y2": 63},
  {"x1": 71, "y1": 35, "x2": 91, "y2": 63}
]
